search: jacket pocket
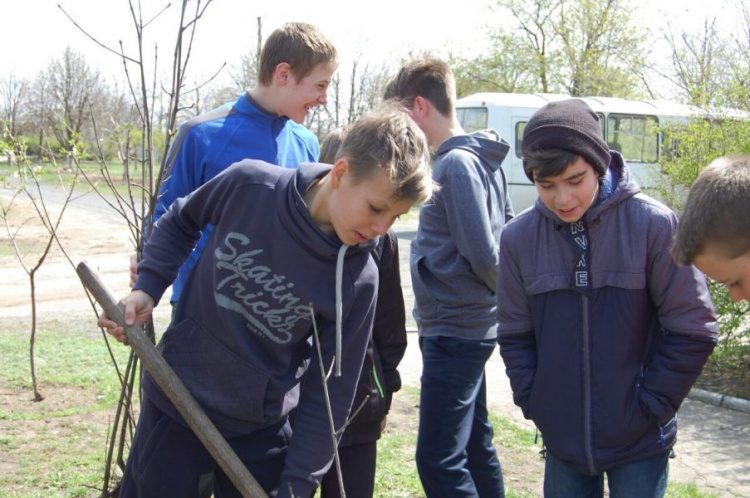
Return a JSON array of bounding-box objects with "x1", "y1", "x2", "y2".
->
[
  {"x1": 160, "y1": 317, "x2": 271, "y2": 424},
  {"x1": 410, "y1": 252, "x2": 438, "y2": 317},
  {"x1": 658, "y1": 416, "x2": 677, "y2": 448}
]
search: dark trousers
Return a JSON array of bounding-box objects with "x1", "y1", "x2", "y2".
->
[
  {"x1": 416, "y1": 336, "x2": 505, "y2": 498},
  {"x1": 314, "y1": 440, "x2": 378, "y2": 498},
  {"x1": 119, "y1": 398, "x2": 290, "y2": 498}
]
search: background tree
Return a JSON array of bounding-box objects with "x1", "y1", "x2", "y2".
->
[
  {"x1": 26, "y1": 72, "x2": 55, "y2": 163},
  {"x1": 45, "y1": 47, "x2": 106, "y2": 170},
  {"x1": 453, "y1": 0, "x2": 650, "y2": 97},
  {"x1": 655, "y1": 2, "x2": 750, "y2": 372},
  {"x1": 661, "y1": 2, "x2": 749, "y2": 110},
  {"x1": 450, "y1": 35, "x2": 539, "y2": 97},
  {"x1": 0, "y1": 74, "x2": 29, "y2": 163}
]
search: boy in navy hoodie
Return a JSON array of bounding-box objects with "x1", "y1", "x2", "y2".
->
[
  {"x1": 386, "y1": 56, "x2": 511, "y2": 498},
  {"x1": 496, "y1": 99, "x2": 718, "y2": 497},
  {"x1": 99, "y1": 103, "x2": 433, "y2": 498},
  {"x1": 130, "y1": 22, "x2": 337, "y2": 304}
]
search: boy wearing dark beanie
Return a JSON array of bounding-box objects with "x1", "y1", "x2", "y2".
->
[{"x1": 496, "y1": 98, "x2": 718, "y2": 497}]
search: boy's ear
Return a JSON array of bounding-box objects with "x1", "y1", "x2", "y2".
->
[
  {"x1": 412, "y1": 96, "x2": 429, "y2": 118},
  {"x1": 331, "y1": 158, "x2": 350, "y2": 188},
  {"x1": 274, "y1": 63, "x2": 294, "y2": 86}
]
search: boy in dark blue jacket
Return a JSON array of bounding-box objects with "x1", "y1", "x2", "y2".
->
[
  {"x1": 496, "y1": 99, "x2": 718, "y2": 497},
  {"x1": 99, "y1": 104, "x2": 433, "y2": 498}
]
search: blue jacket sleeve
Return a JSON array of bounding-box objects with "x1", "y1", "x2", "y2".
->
[
  {"x1": 496, "y1": 228, "x2": 537, "y2": 418},
  {"x1": 638, "y1": 210, "x2": 718, "y2": 423}
]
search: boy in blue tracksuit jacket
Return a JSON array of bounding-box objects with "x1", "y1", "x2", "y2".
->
[
  {"x1": 131, "y1": 22, "x2": 337, "y2": 303},
  {"x1": 99, "y1": 105, "x2": 434, "y2": 498},
  {"x1": 496, "y1": 99, "x2": 718, "y2": 497}
]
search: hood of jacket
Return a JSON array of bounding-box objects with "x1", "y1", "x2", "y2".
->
[
  {"x1": 435, "y1": 129, "x2": 510, "y2": 172},
  {"x1": 276, "y1": 162, "x2": 378, "y2": 260}
]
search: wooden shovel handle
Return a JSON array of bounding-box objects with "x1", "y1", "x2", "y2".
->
[{"x1": 76, "y1": 261, "x2": 268, "y2": 498}]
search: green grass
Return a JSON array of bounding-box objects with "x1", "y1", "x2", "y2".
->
[
  {"x1": 0, "y1": 319, "x2": 130, "y2": 403},
  {"x1": 0, "y1": 317, "x2": 135, "y2": 497},
  {"x1": 0, "y1": 318, "x2": 728, "y2": 497},
  {"x1": 667, "y1": 482, "x2": 719, "y2": 497},
  {"x1": 0, "y1": 237, "x2": 38, "y2": 258}
]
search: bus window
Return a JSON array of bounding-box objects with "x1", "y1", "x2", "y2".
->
[
  {"x1": 457, "y1": 107, "x2": 489, "y2": 133},
  {"x1": 606, "y1": 114, "x2": 659, "y2": 163},
  {"x1": 514, "y1": 121, "x2": 527, "y2": 158}
]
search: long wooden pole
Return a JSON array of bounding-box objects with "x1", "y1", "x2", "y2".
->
[{"x1": 76, "y1": 261, "x2": 268, "y2": 498}]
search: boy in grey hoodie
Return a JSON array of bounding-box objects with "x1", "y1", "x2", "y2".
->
[{"x1": 386, "y1": 57, "x2": 512, "y2": 498}]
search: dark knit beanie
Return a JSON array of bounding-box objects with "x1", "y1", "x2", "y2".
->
[{"x1": 521, "y1": 99, "x2": 611, "y2": 182}]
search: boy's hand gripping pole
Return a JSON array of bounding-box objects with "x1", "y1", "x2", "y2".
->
[{"x1": 76, "y1": 261, "x2": 268, "y2": 498}]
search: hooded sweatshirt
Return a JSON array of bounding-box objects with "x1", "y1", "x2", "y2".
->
[
  {"x1": 154, "y1": 92, "x2": 320, "y2": 303},
  {"x1": 410, "y1": 129, "x2": 513, "y2": 339},
  {"x1": 135, "y1": 160, "x2": 376, "y2": 497},
  {"x1": 496, "y1": 153, "x2": 718, "y2": 475}
]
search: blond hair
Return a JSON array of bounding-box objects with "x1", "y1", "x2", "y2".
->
[{"x1": 341, "y1": 102, "x2": 434, "y2": 204}]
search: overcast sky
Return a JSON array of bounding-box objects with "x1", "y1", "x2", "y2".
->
[{"x1": 2, "y1": 0, "x2": 745, "y2": 97}]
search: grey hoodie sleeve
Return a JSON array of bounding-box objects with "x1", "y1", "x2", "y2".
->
[{"x1": 438, "y1": 153, "x2": 500, "y2": 292}]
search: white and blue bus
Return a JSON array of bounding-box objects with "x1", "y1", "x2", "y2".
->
[{"x1": 456, "y1": 92, "x2": 705, "y2": 212}]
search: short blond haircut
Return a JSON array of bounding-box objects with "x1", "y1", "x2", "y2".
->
[
  {"x1": 672, "y1": 155, "x2": 750, "y2": 264},
  {"x1": 340, "y1": 102, "x2": 434, "y2": 204}
]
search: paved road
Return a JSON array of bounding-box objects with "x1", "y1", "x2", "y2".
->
[{"x1": 392, "y1": 221, "x2": 750, "y2": 498}]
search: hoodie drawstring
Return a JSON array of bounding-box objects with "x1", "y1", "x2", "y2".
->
[{"x1": 335, "y1": 244, "x2": 349, "y2": 377}]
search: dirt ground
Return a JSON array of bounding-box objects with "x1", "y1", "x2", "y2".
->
[{"x1": 1, "y1": 186, "x2": 748, "y2": 497}]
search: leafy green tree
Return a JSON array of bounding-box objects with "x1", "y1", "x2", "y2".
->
[
  {"x1": 450, "y1": 36, "x2": 539, "y2": 97},
  {"x1": 452, "y1": 0, "x2": 650, "y2": 98},
  {"x1": 658, "y1": 115, "x2": 750, "y2": 361},
  {"x1": 659, "y1": 1, "x2": 748, "y2": 110}
]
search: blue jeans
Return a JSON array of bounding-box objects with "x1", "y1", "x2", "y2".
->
[
  {"x1": 544, "y1": 450, "x2": 669, "y2": 498},
  {"x1": 416, "y1": 336, "x2": 505, "y2": 498}
]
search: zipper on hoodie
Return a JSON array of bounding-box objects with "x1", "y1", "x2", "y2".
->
[{"x1": 581, "y1": 294, "x2": 597, "y2": 474}]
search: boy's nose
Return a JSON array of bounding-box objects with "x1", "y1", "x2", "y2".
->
[
  {"x1": 372, "y1": 221, "x2": 390, "y2": 237},
  {"x1": 730, "y1": 287, "x2": 747, "y2": 303},
  {"x1": 556, "y1": 187, "x2": 572, "y2": 205}
]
